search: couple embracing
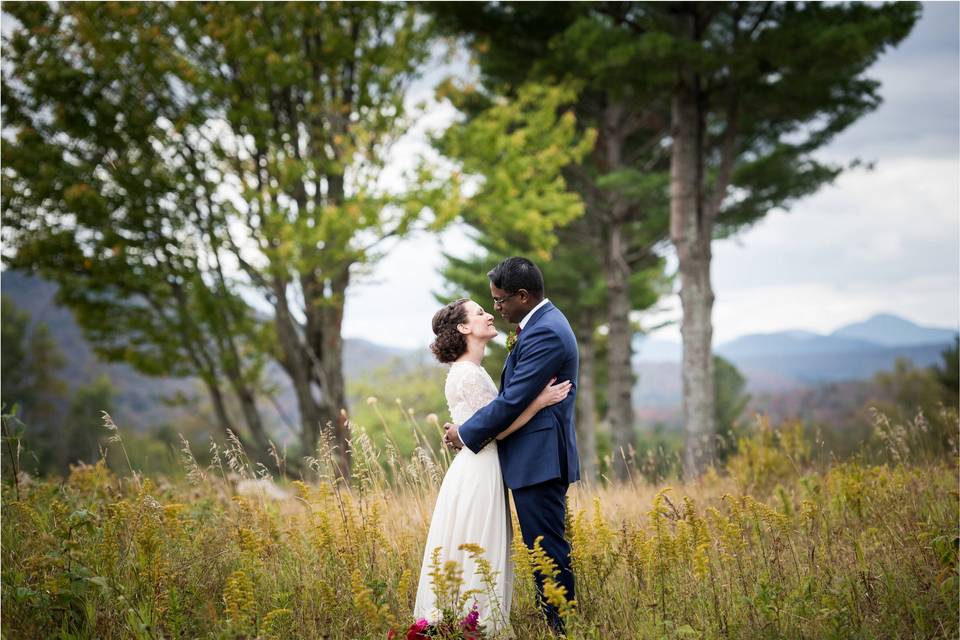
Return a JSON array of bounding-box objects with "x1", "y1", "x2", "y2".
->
[{"x1": 412, "y1": 257, "x2": 580, "y2": 636}]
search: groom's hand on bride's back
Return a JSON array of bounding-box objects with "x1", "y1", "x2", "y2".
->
[{"x1": 443, "y1": 423, "x2": 464, "y2": 450}]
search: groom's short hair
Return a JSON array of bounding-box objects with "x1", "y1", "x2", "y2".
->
[{"x1": 488, "y1": 257, "x2": 544, "y2": 297}]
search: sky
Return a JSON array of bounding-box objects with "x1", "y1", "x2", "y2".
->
[{"x1": 341, "y1": 2, "x2": 960, "y2": 351}]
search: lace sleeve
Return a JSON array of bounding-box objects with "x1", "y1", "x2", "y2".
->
[{"x1": 448, "y1": 364, "x2": 498, "y2": 425}]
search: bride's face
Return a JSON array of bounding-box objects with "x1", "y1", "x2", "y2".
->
[{"x1": 458, "y1": 300, "x2": 497, "y2": 342}]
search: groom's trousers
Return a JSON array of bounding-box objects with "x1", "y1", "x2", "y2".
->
[{"x1": 512, "y1": 477, "x2": 574, "y2": 633}]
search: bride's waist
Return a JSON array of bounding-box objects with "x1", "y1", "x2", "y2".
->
[{"x1": 458, "y1": 441, "x2": 499, "y2": 457}]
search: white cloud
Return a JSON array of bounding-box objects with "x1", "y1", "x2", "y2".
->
[
  {"x1": 712, "y1": 157, "x2": 958, "y2": 289},
  {"x1": 641, "y1": 155, "x2": 960, "y2": 344}
]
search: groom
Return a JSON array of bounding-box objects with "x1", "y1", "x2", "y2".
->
[{"x1": 443, "y1": 256, "x2": 579, "y2": 633}]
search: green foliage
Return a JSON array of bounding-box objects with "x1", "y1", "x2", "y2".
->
[
  {"x1": 591, "y1": 1, "x2": 920, "y2": 476},
  {"x1": 437, "y1": 81, "x2": 596, "y2": 260},
  {"x1": 931, "y1": 336, "x2": 959, "y2": 406},
  {"x1": 728, "y1": 418, "x2": 811, "y2": 492},
  {"x1": 636, "y1": 1, "x2": 923, "y2": 236},
  {"x1": 866, "y1": 358, "x2": 958, "y2": 461},
  {"x1": 0, "y1": 294, "x2": 67, "y2": 478},
  {"x1": 1, "y1": 295, "x2": 66, "y2": 425},
  {"x1": 713, "y1": 356, "x2": 750, "y2": 462},
  {"x1": 2, "y1": 3, "x2": 451, "y2": 465},
  {"x1": 62, "y1": 377, "x2": 115, "y2": 474},
  {"x1": 1, "y1": 3, "x2": 276, "y2": 461},
  {"x1": 628, "y1": 425, "x2": 685, "y2": 485}
]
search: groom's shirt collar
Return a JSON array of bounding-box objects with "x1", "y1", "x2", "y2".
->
[{"x1": 518, "y1": 298, "x2": 550, "y2": 331}]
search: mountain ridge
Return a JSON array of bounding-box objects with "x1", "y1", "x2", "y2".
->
[
  {"x1": 4, "y1": 270, "x2": 956, "y2": 435},
  {"x1": 635, "y1": 313, "x2": 957, "y2": 364}
]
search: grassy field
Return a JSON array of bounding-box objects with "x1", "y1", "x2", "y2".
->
[{"x1": 2, "y1": 411, "x2": 957, "y2": 639}]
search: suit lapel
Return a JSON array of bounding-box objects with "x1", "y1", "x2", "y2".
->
[{"x1": 500, "y1": 339, "x2": 517, "y2": 390}]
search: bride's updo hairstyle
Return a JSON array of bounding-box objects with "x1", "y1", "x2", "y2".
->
[{"x1": 430, "y1": 298, "x2": 470, "y2": 364}]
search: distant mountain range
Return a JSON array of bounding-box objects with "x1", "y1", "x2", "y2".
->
[
  {"x1": 632, "y1": 314, "x2": 957, "y2": 423},
  {"x1": 4, "y1": 269, "x2": 956, "y2": 433},
  {"x1": 636, "y1": 314, "x2": 956, "y2": 365},
  {"x1": 1, "y1": 270, "x2": 430, "y2": 433}
]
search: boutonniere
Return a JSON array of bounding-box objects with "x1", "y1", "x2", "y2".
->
[{"x1": 506, "y1": 330, "x2": 518, "y2": 353}]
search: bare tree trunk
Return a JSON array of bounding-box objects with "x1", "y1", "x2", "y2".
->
[
  {"x1": 166, "y1": 277, "x2": 275, "y2": 467},
  {"x1": 600, "y1": 100, "x2": 637, "y2": 482},
  {"x1": 232, "y1": 386, "x2": 271, "y2": 451},
  {"x1": 271, "y1": 277, "x2": 327, "y2": 460},
  {"x1": 313, "y1": 272, "x2": 350, "y2": 477},
  {"x1": 605, "y1": 218, "x2": 636, "y2": 481},
  {"x1": 300, "y1": 138, "x2": 352, "y2": 476},
  {"x1": 575, "y1": 323, "x2": 598, "y2": 483},
  {"x1": 670, "y1": 13, "x2": 716, "y2": 478},
  {"x1": 200, "y1": 377, "x2": 237, "y2": 441},
  {"x1": 677, "y1": 245, "x2": 715, "y2": 477}
]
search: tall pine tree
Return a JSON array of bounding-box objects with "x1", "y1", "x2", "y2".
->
[
  {"x1": 430, "y1": 3, "x2": 674, "y2": 480},
  {"x1": 656, "y1": 2, "x2": 919, "y2": 475}
]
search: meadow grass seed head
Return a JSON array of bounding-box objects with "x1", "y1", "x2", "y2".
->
[{"x1": 178, "y1": 434, "x2": 207, "y2": 485}]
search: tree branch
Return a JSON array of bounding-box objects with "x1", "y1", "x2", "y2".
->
[{"x1": 706, "y1": 98, "x2": 739, "y2": 222}]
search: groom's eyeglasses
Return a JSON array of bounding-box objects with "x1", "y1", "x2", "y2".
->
[{"x1": 492, "y1": 292, "x2": 519, "y2": 306}]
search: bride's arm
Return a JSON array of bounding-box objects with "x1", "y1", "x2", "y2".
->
[{"x1": 496, "y1": 378, "x2": 571, "y2": 440}]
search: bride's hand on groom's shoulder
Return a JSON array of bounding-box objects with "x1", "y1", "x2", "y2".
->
[{"x1": 443, "y1": 422, "x2": 464, "y2": 450}]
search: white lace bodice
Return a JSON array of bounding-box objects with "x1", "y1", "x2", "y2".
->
[{"x1": 445, "y1": 361, "x2": 499, "y2": 425}]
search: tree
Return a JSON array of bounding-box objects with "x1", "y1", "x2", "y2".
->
[
  {"x1": 658, "y1": 2, "x2": 919, "y2": 476},
  {"x1": 2, "y1": 3, "x2": 278, "y2": 468},
  {"x1": 62, "y1": 376, "x2": 114, "y2": 474},
  {"x1": 869, "y1": 357, "x2": 958, "y2": 459},
  {"x1": 429, "y1": 2, "x2": 674, "y2": 480},
  {"x1": 170, "y1": 3, "x2": 449, "y2": 476},
  {"x1": 931, "y1": 336, "x2": 959, "y2": 407},
  {"x1": 0, "y1": 296, "x2": 118, "y2": 475},
  {"x1": 433, "y1": 79, "x2": 612, "y2": 481},
  {"x1": 713, "y1": 355, "x2": 750, "y2": 463},
  {"x1": 1, "y1": 295, "x2": 66, "y2": 424},
  {"x1": 432, "y1": 73, "x2": 674, "y2": 482},
  {"x1": 3, "y1": 3, "x2": 449, "y2": 476},
  {"x1": 0, "y1": 295, "x2": 67, "y2": 474}
]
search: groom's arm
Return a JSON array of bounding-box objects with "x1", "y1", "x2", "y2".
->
[{"x1": 459, "y1": 327, "x2": 568, "y2": 453}]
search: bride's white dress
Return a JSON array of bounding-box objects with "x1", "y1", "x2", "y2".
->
[{"x1": 413, "y1": 361, "x2": 513, "y2": 633}]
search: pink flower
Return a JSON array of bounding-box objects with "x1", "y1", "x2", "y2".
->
[
  {"x1": 405, "y1": 618, "x2": 430, "y2": 640},
  {"x1": 461, "y1": 606, "x2": 480, "y2": 632}
]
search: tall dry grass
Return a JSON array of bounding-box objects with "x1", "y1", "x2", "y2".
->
[{"x1": 2, "y1": 406, "x2": 957, "y2": 639}]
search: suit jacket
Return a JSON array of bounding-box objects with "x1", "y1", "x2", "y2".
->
[{"x1": 458, "y1": 301, "x2": 580, "y2": 489}]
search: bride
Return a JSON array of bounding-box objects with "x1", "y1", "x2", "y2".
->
[{"x1": 413, "y1": 298, "x2": 571, "y2": 633}]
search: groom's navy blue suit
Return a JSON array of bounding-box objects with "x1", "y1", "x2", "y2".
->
[{"x1": 458, "y1": 300, "x2": 579, "y2": 630}]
